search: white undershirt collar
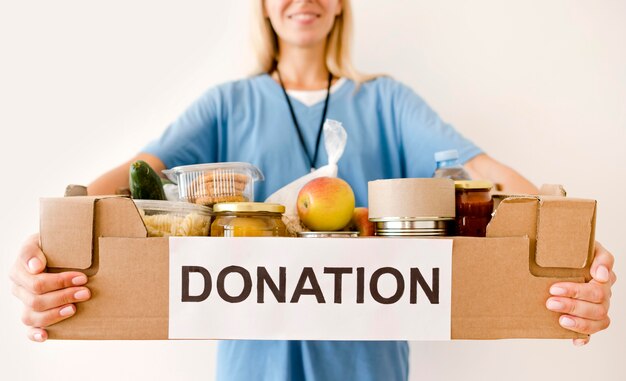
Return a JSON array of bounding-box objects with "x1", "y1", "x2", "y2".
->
[{"x1": 286, "y1": 77, "x2": 347, "y2": 107}]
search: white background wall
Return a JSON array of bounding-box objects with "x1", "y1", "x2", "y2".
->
[{"x1": 1, "y1": 0, "x2": 624, "y2": 380}]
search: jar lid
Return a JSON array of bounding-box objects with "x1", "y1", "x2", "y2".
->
[
  {"x1": 213, "y1": 202, "x2": 285, "y2": 214},
  {"x1": 454, "y1": 180, "x2": 493, "y2": 190}
]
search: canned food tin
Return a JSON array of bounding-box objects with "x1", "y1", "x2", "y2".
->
[
  {"x1": 371, "y1": 217, "x2": 453, "y2": 237},
  {"x1": 375, "y1": 231, "x2": 448, "y2": 236}
]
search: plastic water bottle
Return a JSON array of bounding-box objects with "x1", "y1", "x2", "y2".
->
[{"x1": 433, "y1": 149, "x2": 471, "y2": 180}]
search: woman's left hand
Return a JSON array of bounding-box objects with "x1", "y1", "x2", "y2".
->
[{"x1": 545, "y1": 241, "x2": 616, "y2": 346}]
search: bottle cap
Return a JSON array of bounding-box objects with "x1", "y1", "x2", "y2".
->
[{"x1": 434, "y1": 149, "x2": 459, "y2": 162}]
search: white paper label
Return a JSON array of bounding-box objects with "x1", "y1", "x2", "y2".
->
[{"x1": 169, "y1": 237, "x2": 452, "y2": 340}]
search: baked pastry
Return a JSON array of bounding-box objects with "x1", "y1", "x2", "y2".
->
[{"x1": 188, "y1": 171, "x2": 250, "y2": 206}]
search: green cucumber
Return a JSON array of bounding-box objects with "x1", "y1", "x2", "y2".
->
[{"x1": 129, "y1": 160, "x2": 166, "y2": 200}]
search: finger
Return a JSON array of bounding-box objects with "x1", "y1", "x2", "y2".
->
[
  {"x1": 546, "y1": 297, "x2": 608, "y2": 320},
  {"x1": 21, "y1": 304, "x2": 76, "y2": 328},
  {"x1": 590, "y1": 242, "x2": 614, "y2": 282},
  {"x1": 19, "y1": 233, "x2": 47, "y2": 274},
  {"x1": 558, "y1": 314, "x2": 610, "y2": 335},
  {"x1": 11, "y1": 270, "x2": 88, "y2": 295},
  {"x1": 28, "y1": 327, "x2": 48, "y2": 342},
  {"x1": 12, "y1": 284, "x2": 91, "y2": 312},
  {"x1": 572, "y1": 337, "x2": 589, "y2": 347},
  {"x1": 592, "y1": 266, "x2": 611, "y2": 283},
  {"x1": 549, "y1": 281, "x2": 609, "y2": 304}
]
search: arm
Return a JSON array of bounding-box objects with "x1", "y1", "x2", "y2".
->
[
  {"x1": 12, "y1": 84, "x2": 219, "y2": 341},
  {"x1": 393, "y1": 79, "x2": 614, "y2": 345},
  {"x1": 469, "y1": 153, "x2": 615, "y2": 346},
  {"x1": 87, "y1": 153, "x2": 165, "y2": 195},
  {"x1": 10, "y1": 152, "x2": 165, "y2": 342},
  {"x1": 464, "y1": 153, "x2": 539, "y2": 194}
]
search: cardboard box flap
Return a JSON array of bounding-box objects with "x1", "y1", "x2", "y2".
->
[
  {"x1": 40, "y1": 196, "x2": 148, "y2": 271},
  {"x1": 535, "y1": 197, "x2": 596, "y2": 269},
  {"x1": 487, "y1": 197, "x2": 538, "y2": 242},
  {"x1": 94, "y1": 197, "x2": 148, "y2": 239},
  {"x1": 487, "y1": 196, "x2": 595, "y2": 274},
  {"x1": 40, "y1": 197, "x2": 97, "y2": 269}
]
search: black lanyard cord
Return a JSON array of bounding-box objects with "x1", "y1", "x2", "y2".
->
[{"x1": 276, "y1": 69, "x2": 333, "y2": 169}]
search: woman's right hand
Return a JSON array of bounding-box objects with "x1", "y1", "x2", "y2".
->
[{"x1": 9, "y1": 233, "x2": 92, "y2": 342}]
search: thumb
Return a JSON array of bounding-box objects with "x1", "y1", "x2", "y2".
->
[
  {"x1": 592, "y1": 265, "x2": 610, "y2": 283},
  {"x1": 590, "y1": 241, "x2": 614, "y2": 284},
  {"x1": 21, "y1": 233, "x2": 47, "y2": 274}
]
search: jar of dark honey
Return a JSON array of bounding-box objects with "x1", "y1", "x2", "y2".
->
[{"x1": 454, "y1": 181, "x2": 494, "y2": 237}]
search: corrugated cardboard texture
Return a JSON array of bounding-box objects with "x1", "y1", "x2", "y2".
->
[
  {"x1": 487, "y1": 196, "x2": 595, "y2": 280},
  {"x1": 487, "y1": 197, "x2": 539, "y2": 255},
  {"x1": 43, "y1": 196, "x2": 148, "y2": 276},
  {"x1": 40, "y1": 195, "x2": 594, "y2": 340},
  {"x1": 492, "y1": 183, "x2": 566, "y2": 210},
  {"x1": 451, "y1": 237, "x2": 584, "y2": 339},
  {"x1": 93, "y1": 197, "x2": 147, "y2": 239},
  {"x1": 40, "y1": 197, "x2": 96, "y2": 269},
  {"x1": 535, "y1": 198, "x2": 595, "y2": 269},
  {"x1": 368, "y1": 178, "x2": 455, "y2": 219},
  {"x1": 47, "y1": 238, "x2": 169, "y2": 340}
]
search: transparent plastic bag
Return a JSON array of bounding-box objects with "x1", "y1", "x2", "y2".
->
[{"x1": 265, "y1": 119, "x2": 347, "y2": 235}]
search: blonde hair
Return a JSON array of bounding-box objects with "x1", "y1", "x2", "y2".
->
[{"x1": 250, "y1": 0, "x2": 377, "y2": 84}]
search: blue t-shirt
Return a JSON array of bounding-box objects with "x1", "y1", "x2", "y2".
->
[{"x1": 143, "y1": 74, "x2": 482, "y2": 381}]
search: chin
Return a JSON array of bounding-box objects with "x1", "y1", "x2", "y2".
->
[{"x1": 285, "y1": 33, "x2": 327, "y2": 48}]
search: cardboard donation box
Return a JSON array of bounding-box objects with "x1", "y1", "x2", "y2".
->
[{"x1": 39, "y1": 193, "x2": 596, "y2": 341}]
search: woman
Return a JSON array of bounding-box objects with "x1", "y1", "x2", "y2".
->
[{"x1": 10, "y1": 1, "x2": 615, "y2": 380}]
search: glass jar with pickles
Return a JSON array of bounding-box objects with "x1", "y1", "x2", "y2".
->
[{"x1": 211, "y1": 202, "x2": 287, "y2": 237}]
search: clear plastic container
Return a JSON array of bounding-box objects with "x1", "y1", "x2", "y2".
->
[
  {"x1": 433, "y1": 149, "x2": 471, "y2": 180},
  {"x1": 211, "y1": 202, "x2": 287, "y2": 237},
  {"x1": 133, "y1": 199, "x2": 212, "y2": 237},
  {"x1": 162, "y1": 162, "x2": 264, "y2": 207}
]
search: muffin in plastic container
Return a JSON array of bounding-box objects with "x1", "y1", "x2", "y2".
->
[
  {"x1": 133, "y1": 200, "x2": 213, "y2": 237},
  {"x1": 162, "y1": 162, "x2": 264, "y2": 207}
]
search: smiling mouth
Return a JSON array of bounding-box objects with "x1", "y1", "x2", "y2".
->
[{"x1": 288, "y1": 13, "x2": 321, "y2": 21}]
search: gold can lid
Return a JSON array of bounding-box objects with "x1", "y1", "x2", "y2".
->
[
  {"x1": 454, "y1": 180, "x2": 493, "y2": 190},
  {"x1": 213, "y1": 202, "x2": 285, "y2": 214}
]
